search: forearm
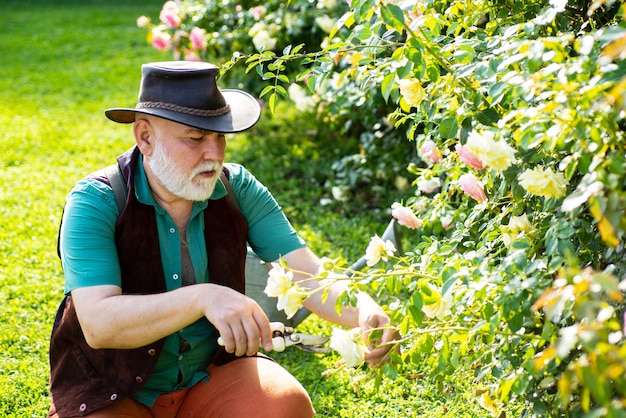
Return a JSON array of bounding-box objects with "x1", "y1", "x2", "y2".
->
[
  {"x1": 72, "y1": 284, "x2": 206, "y2": 349},
  {"x1": 280, "y1": 247, "x2": 369, "y2": 327},
  {"x1": 302, "y1": 278, "x2": 359, "y2": 327}
]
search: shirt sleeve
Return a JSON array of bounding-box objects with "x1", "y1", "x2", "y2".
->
[
  {"x1": 226, "y1": 163, "x2": 306, "y2": 262},
  {"x1": 59, "y1": 178, "x2": 122, "y2": 294}
]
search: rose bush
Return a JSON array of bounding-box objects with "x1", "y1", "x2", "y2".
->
[{"x1": 140, "y1": 0, "x2": 626, "y2": 415}]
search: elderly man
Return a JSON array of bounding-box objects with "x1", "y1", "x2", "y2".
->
[{"x1": 49, "y1": 61, "x2": 397, "y2": 418}]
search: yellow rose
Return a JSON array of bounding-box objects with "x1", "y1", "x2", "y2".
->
[
  {"x1": 398, "y1": 78, "x2": 425, "y2": 107},
  {"x1": 422, "y1": 286, "x2": 453, "y2": 320},
  {"x1": 518, "y1": 166, "x2": 569, "y2": 198},
  {"x1": 501, "y1": 214, "x2": 537, "y2": 247},
  {"x1": 277, "y1": 286, "x2": 306, "y2": 319},
  {"x1": 466, "y1": 131, "x2": 516, "y2": 171}
]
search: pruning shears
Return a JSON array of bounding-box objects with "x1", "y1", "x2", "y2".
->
[
  {"x1": 270, "y1": 322, "x2": 330, "y2": 353},
  {"x1": 217, "y1": 322, "x2": 330, "y2": 354}
]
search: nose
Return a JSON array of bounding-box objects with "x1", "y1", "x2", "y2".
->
[{"x1": 202, "y1": 133, "x2": 225, "y2": 161}]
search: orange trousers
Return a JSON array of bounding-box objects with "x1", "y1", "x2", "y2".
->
[{"x1": 51, "y1": 356, "x2": 315, "y2": 418}]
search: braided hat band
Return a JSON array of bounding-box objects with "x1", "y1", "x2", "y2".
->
[{"x1": 136, "y1": 101, "x2": 231, "y2": 117}]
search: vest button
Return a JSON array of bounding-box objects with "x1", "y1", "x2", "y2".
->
[
  {"x1": 148, "y1": 348, "x2": 156, "y2": 356},
  {"x1": 110, "y1": 393, "x2": 118, "y2": 401},
  {"x1": 79, "y1": 403, "x2": 87, "y2": 412},
  {"x1": 170, "y1": 228, "x2": 176, "y2": 233},
  {"x1": 135, "y1": 376, "x2": 144, "y2": 383},
  {"x1": 173, "y1": 274, "x2": 179, "y2": 280}
]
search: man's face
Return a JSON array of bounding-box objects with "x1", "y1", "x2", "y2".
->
[{"x1": 144, "y1": 117, "x2": 226, "y2": 201}]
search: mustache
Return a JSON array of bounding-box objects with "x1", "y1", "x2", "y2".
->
[{"x1": 192, "y1": 161, "x2": 222, "y2": 177}]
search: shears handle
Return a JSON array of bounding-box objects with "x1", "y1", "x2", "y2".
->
[
  {"x1": 270, "y1": 322, "x2": 286, "y2": 352},
  {"x1": 216, "y1": 322, "x2": 287, "y2": 352}
]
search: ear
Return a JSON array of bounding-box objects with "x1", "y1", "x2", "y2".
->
[{"x1": 133, "y1": 117, "x2": 155, "y2": 156}]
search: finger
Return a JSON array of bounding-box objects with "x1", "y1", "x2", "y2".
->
[
  {"x1": 241, "y1": 319, "x2": 262, "y2": 357},
  {"x1": 364, "y1": 347, "x2": 389, "y2": 367},
  {"x1": 253, "y1": 310, "x2": 273, "y2": 352},
  {"x1": 217, "y1": 327, "x2": 236, "y2": 354},
  {"x1": 364, "y1": 328, "x2": 398, "y2": 367},
  {"x1": 232, "y1": 321, "x2": 252, "y2": 357}
]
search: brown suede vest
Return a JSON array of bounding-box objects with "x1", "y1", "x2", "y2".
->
[{"x1": 49, "y1": 147, "x2": 248, "y2": 417}]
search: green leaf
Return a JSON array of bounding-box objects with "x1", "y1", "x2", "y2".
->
[
  {"x1": 275, "y1": 85, "x2": 287, "y2": 96},
  {"x1": 296, "y1": 68, "x2": 312, "y2": 82},
  {"x1": 438, "y1": 116, "x2": 459, "y2": 138},
  {"x1": 368, "y1": 329, "x2": 384, "y2": 342},
  {"x1": 352, "y1": 0, "x2": 375, "y2": 22},
  {"x1": 408, "y1": 304, "x2": 423, "y2": 324},
  {"x1": 421, "y1": 334, "x2": 434, "y2": 354},
  {"x1": 381, "y1": 72, "x2": 396, "y2": 102},
  {"x1": 482, "y1": 303, "x2": 494, "y2": 321},
  {"x1": 259, "y1": 85, "x2": 274, "y2": 98},
  {"x1": 382, "y1": 362, "x2": 398, "y2": 379},
  {"x1": 476, "y1": 108, "x2": 500, "y2": 126},
  {"x1": 380, "y1": 4, "x2": 405, "y2": 34},
  {"x1": 499, "y1": 376, "x2": 515, "y2": 402},
  {"x1": 442, "y1": 275, "x2": 458, "y2": 296},
  {"x1": 426, "y1": 64, "x2": 440, "y2": 83},
  {"x1": 489, "y1": 82, "x2": 507, "y2": 105},
  {"x1": 268, "y1": 92, "x2": 277, "y2": 113},
  {"x1": 254, "y1": 65, "x2": 265, "y2": 79}
]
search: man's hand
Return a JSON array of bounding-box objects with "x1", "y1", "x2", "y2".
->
[
  {"x1": 357, "y1": 295, "x2": 401, "y2": 367},
  {"x1": 199, "y1": 284, "x2": 273, "y2": 357}
]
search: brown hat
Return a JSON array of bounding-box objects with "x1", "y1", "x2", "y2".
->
[{"x1": 105, "y1": 61, "x2": 261, "y2": 133}]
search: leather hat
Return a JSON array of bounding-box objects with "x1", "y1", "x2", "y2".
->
[{"x1": 105, "y1": 61, "x2": 261, "y2": 133}]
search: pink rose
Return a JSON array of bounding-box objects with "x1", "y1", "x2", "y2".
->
[
  {"x1": 455, "y1": 144, "x2": 485, "y2": 170},
  {"x1": 391, "y1": 203, "x2": 422, "y2": 229},
  {"x1": 189, "y1": 27, "x2": 207, "y2": 51},
  {"x1": 252, "y1": 6, "x2": 267, "y2": 20},
  {"x1": 420, "y1": 140, "x2": 441, "y2": 163},
  {"x1": 151, "y1": 28, "x2": 172, "y2": 51},
  {"x1": 136, "y1": 16, "x2": 151, "y2": 28},
  {"x1": 160, "y1": 13, "x2": 181, "y2": 28},
  {"x1": 160, "y1": 1, "x2": 181, "y2": 28},
  {"x1": 459, "y1": 173, "x2": 487, "y2": 202}
]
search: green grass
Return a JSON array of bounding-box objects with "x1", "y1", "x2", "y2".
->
[{"x1": 0, "y1": 1, "x2": 498, "y2": 416}]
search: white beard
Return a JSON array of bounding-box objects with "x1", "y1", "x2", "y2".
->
[{"x1": 148, "y1": 142, "x2": 222, "y2": 201}]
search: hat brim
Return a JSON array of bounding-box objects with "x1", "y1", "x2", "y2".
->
[{"x1": 104, "y1": 89, "x2": 261, "y2": 134}]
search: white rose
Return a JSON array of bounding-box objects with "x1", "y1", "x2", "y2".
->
[
  {"x1": 417, "y1": 177, "x2": 441, "y2": 193},
  {"x1": 330, "y1": 327, "x2": 367, "y2": 368},
  {"x1": 365, "y1": 235, "x2": 396, "y2": 266},
  {"x1": 264, "y1": 266, "x2": 293, "y2": 298},
  {"x1": 252, "y1": 30, "x2": 277, "y2": 51},
  {"x1": 315, "y1": 15, "x2": 336, "y2": 33}
]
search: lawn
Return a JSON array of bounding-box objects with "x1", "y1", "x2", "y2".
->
[{"x1": 0, "y1": 1, "x2": 497, "y2": 416}]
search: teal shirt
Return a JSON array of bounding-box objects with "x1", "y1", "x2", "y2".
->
[{"x1": 58, "y1": 158, "x2": 305, "y2": 406}]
